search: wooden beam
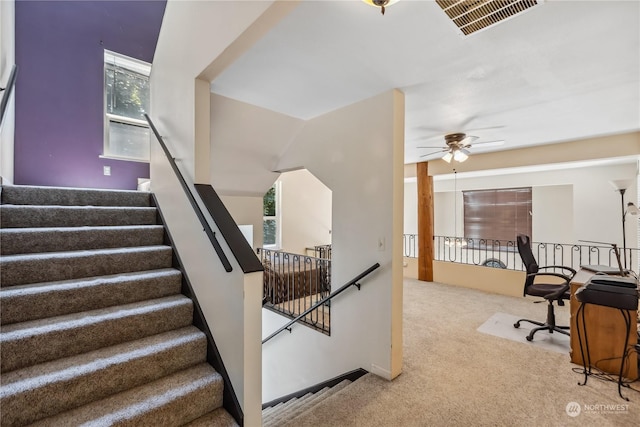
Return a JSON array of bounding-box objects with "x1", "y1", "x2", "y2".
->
[{"x1": 417, "y1": 162, "x2": 434, "y2": 281}]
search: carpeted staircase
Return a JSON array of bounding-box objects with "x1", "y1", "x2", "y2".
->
[
  {"x1": 0, "y1": 185, "x2": 238, "y2": 426},
  {"x1": 261, "y1": 379, "x2": 352, "y2": 427}
]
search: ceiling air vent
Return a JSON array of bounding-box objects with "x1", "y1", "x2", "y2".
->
[{"x1": 435, "y1": 0, "x2": 543, "y2": 36}]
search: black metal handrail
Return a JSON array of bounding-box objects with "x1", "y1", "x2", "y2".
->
[
  {"x1": 145, "y1": 114, "x2": 232, "y2": 272},
  {"x1": 0, "y1": 64, "x2": 18, "y2": 128},
  {"x1": 431, "y1": 235, "x2": 639, "y2": 273},
  {"x1": 262, "y1": 262, "x2": 381, "y2": 344}
]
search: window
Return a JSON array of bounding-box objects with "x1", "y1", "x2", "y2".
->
[
  {"x1": 463, "y1": 187, "x2": 532, "y2": 243},
  {"x1": 263, "y1": 183, "x2": 281, "y2": 248},
  {"x1": 103, "y1": 51, "x2": 151, "y2": 162}
]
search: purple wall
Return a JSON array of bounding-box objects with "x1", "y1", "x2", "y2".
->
[{"x1": 15, "y1": 0, "x2": 166, "y2": 190}]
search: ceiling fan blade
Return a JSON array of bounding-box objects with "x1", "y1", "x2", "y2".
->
[
  {"x1": 460, "y1": 135, "x2": 479, "y2": 147},
  {"x1": 420, "y1": 149, "x2": 448, "y2": 158},
  {"x1": 464, "y1": 125, "x2": 505, "y2": 133},
  {"x1": 471, "y1": 139, "x2": 505, "y2": 147},
  {"x1": 411, "y1": 134, "x2": 444, "y2": 143},
  {"x1": 416, "y1": 145, "x2": 446, "y2": 149}
]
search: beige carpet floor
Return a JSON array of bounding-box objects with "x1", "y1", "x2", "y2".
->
[{"x1": 282, "y1": 278, "x2": 639, "y2": 427}]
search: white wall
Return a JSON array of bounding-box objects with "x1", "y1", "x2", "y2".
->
[
  {"x1": 532, "y1": 184, "x2": 572, "y2": 243},
  {"x1": 210, "y1": 93, "x2": 303, "y2": 196},
  {"x1": 262, "y1": 89, "x2": 405, "y2": 401},
  {"x1": 403, "y1": 180, "x2": 417, "y2": 235},
  {"x1": 0, "y1": 0, "x2": 15, "y2": 184},
  {"x1": 220, "y1": 195, "x2": 264, "y2": 250},
  {"x1": 279, "y1": 169, "x2": 332, "y2": 255},
  {"x1": 149, "y1": 2, "x2": 286, "y2": 424}
]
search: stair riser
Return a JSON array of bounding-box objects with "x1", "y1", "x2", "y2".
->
[
  {"x1": 29, "y1": 364, "x2": 223, "y2": 427},
  {"x1": 0, "y1": 206, "x2": 158, "y2": 228},
  {"x1": 0, "y1": 226, "x2": 165, "y2": 255},
  {"x1": 0, "y1": 270, "x2": 182, "y2": 325},
  {"x1": 0, "y1": 297, "x2": 194, "y2": 373},
  {"x1": 0, "y1": 247, "x2": 173, "y2": 287},
  {"x1": 0, "y1": 185, "x2": 151, "y2": 207},
  {"x1": 1, "y1": 329, "x2": 207, "y2": 427}
]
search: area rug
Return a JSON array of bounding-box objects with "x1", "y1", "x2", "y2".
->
[{"x1": 477, "y1": 312, "x2": 571, "y2": 354}]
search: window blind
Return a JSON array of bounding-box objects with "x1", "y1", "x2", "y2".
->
[{"x1": 463, "y1": 187, "x2": 532, "y2": 242}]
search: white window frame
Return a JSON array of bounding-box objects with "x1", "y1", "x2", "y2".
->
[
  {"x1": 263, "y1": 181, "x2": 282, "y2": 249},
  {"x1": 102, "y1": 50, "x2": 151, "y2": 162}
]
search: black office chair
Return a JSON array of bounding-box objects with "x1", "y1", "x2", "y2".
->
[{"x1": 513, "y1": 234, "x2": 577, "y2": 341}]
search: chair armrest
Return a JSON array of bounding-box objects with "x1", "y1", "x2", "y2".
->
[
  {"x1": 527, "y1": 271, "x2": 572, "y2": 282},
  {"x1": 526, "y1": 272, "x2": 571, "y2": 300},
  {"x1": 538, "y1": 265, "x2": 577, "y2": 278}
]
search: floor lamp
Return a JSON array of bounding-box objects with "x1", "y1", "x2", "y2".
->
[{"x1": 616, "y1": 187, "x2": 639, "y2": 271}]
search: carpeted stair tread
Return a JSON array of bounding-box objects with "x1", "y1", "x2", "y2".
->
[
  {"x1": 0, "y1": 184, "x2": 151, "y2": 207},
  {"x1": 264, "y1": 380, "x2": 353, "y2": 427},
  {"x1": 0, "y1": 295, "x2": 194, "y2": 373},
  {"x1": 0, "y1": 225, "x2": 165, "y2": 255},
  {"x1": 0, "y1": 245, "x2": 173, "y2": 287},
  {"x1": 0, "y1": 269, "x2": 183, "y2": 325},
  {"x1": 28, "y1": 363, "x2": 224, "y2": 427},
  {"x1": 281, "y1": 380, "x2": 352, "y2": 424},
  {"x1": 263, "y1": 395, "x2": 308, "y2": 426},
  {"x1": 264, "y1": 397, "x2": 298, "y2": 423},
  {"x1": 264, "y1": 391, "x2": 319, "y2": 425},
  {"x1": 261, "y1": 401, "x2": 285, "y2": 418},
  {"x1": 261, "y1": 400, "x2": 286, "y2": 418},
  {"x1": 0, "y1": 205, "x2": 158, "y2": 228},
  {"x1": 264, "y1": 394, "x2": 310, "y2": 426},
  {"x1": 183, "y1": 408, "x2": 240, "y2": 427},
  {"x1": 0, "y1": 326, "x2": 207, "y2": 426}
]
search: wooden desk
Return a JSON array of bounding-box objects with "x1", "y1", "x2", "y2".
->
[{"x1": 569, "y1": 269, "x2": 638, "y2": 380}]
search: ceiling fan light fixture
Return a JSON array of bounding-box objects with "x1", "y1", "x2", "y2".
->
[
  {"x1": 453, "y1": 149, "x2": 469, "y2": 162},
  {"x1": 442, "y1": 151, "x2": 454, "y2": 163},
  {"x1": 362, "y1": 0, "x2": 399, "y2": 15}
]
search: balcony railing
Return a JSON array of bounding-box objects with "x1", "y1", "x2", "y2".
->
[
  {"x1": 403, "y1": 234, "x2": 417, "y2": 258},
  {"x1": 403, "y1": 234, "x2": 639, "y2": 273},
  {"x1": 258, "y1": 248, "x2": 332, "y2": 334},
  {"x1": 312, "y1": 244, "x2": 332, "y2": 260}
]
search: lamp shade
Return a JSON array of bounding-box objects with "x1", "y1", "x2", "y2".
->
[
  {"x1": 442, "y1": 151, "x2": 453, "y2": 163},
  {"x1": 609, "y1": 179, "x2": 634, "y2": 191}
]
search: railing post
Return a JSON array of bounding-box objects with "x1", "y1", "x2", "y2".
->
[{"x1": 417, "y1": 162, "x2": 434, "y2": 281}]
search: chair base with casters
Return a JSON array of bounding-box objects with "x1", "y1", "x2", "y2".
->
[{"x1": 514, "y1": 299, "x2": 570, "y2": 341}]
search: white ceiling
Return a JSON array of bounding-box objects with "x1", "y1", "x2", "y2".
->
[{"x1": 210, "y1": 0, "x2": 640, "y2": 164}]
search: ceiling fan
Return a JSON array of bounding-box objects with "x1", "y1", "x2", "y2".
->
[{"x1": 418, "y1": 132, "x2": 505, "y2": 163}]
